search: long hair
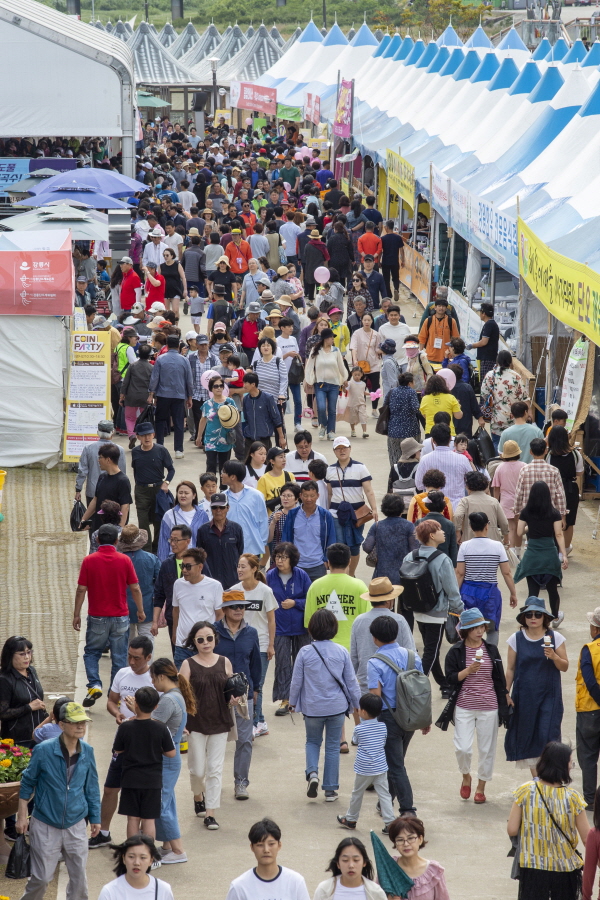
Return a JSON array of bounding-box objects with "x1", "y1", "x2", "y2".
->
[
  {"x1": 522, "y1": 481, "x2": 557, "y2": 520},
  {"x1": 110, "y1": 835, "x2": 161, "y2": 876},
  {"x1": 150, "y1": 657, "x2": 197, "y2": 715},
  {"x1": 311, "y1": 327, "x2": 335, "y2": 358},
  {"x1": 244, "y1": 441, "x2": 267, "y2": 474},
  {"x1": 327, "y1": 837, "x2": 374, "y2": 880},
  {"x1": 547, "y1": 425, "x2": 571, "y2": 457},
  {"x1": 0, "y1": 636, "x2": 33, "y2": 673},
  {"x1": 496, "y1": 350, "x2": 513, "y2": 374},
  {"x1": 239, "y1": 553, "x2": 267, "y2": 585}
]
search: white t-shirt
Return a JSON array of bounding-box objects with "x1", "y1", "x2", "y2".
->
[
  {"x1": 177, "y1": 190, "x2": 197, "y2": 212},
  {"x1": 244, "y1": 464, "x2": 266, "y2": 488},
  {"x1": 316, "y1": 479, "x2": 329, "y2": 509},
  {"x1": 377, "y1": 322, "x2": 412, "y2": 363},
  {"x1": 172, "y1": 576, "x2": 223, "y2": 647},
  {"x1": 285, "y1": 449, "x2": 328, "y2": 482},
  {"x1": 422, "y1": 436, "x2": 455, "y2": 455},
  {"x1": 98, "y1": 875, "x2": 174, "y2": 900},
  {"x1": 457, "y1": 537, "x2": 508, "y2": 584},
  {"x1": 110, "y1": 667, "x2": 153, "y2": 718},
  {"x1": 163, "y1": 233, "x2": 183, "y2": 255},
  {"x1": 333, "y1": 882, "x2": 368, "y2": 900},
  {"x1": 276, "y1": 335, "x2": 299, "y2": 371},
  {"x1": 226, "y1": 866, "x2": 310, "y2": 900},
  {"x1": 231, "y1": 581, "x2": 277, "y2": 651},
  {"x1": 507, "y1": 630, "x2": 566, "y2": 651}
]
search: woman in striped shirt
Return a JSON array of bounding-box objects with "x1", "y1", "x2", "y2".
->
[
  {"x1": 441, "y1": 607, "x2": 511, "y2": 805},
  {"x1": 252, "y1": 337, "x2": 288, "y2": 404}
]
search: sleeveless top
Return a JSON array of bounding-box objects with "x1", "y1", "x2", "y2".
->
[
  {"x1": 160, "y1": 261, "x2": 183, "y2": 299},
  {"x1": 186, "y1": 656, "x2": 231, "y2": 736}
]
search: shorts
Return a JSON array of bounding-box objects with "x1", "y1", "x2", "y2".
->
[
  {"x1": 119, "y1": 787, "x2": 162, "y2": 820},
  {"x1": 191, "y1": 315, "x2": 202, "y2": 324},
  {"x1": 104, "y1": 752, "x2": 123, "y2": 789}
]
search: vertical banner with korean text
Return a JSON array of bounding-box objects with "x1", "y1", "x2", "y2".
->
[
  {"x1": 386, "y1": 150, "x2": 416, "y2": 208},
  {"x1": 63, "y1": 332, "x2": 111, "y2": 463},
  {"x1": 560, "y1": 338, "x2": 590, "y2": 430},
  {"x1": 333, "y1": 80, "x2": 353, "y2": 139}
]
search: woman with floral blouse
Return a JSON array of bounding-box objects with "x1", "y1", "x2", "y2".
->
[{"x1": 480, "y1": 350, "x2": 529, "y2": 451}]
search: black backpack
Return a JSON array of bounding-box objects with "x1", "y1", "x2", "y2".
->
[
  {"x1": 399, "y1": 549, "x2": 444, "y2": 613},
  {"x1": 212, "y1": 300, "x2": 234, "y2": 328}
]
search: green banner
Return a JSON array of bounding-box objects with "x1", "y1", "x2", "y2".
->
[{"x1": 277, "y1": 103, "x2": 303, "y2": 122}]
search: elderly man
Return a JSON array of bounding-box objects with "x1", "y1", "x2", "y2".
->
[
  {"x1": 347, "y1": 296, "x2": 368, "y2": 336},
  {"x1": 75, "y1": 274, "x2": 91, "y2": 308},
  {"x1": 123, "y1": 301, "x2": 152, "y2": 337},
  {"x1": 414, "y1": 423, "x2": 472, "y2": 508},
  {"x1": 230, "y1": 300, "x2": 265, "y2": 360},
  {"x1": 119, "y1": 256, "x2": 142, "y2": 313},
  {"x1": 75, "y1": 419, "x2": 126, "y2": 507},
  {"x1": 142, "y1": 228, "x2": 169, "y2": 268},
  {"x1": 148, "y1": 335, "x2": 193, "y2": 459}
]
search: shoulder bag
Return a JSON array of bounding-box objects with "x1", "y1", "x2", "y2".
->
[
  {"x1": 479, "y1": 370, "x2": 496, "y2": 423},
  {"x1": 365, "y1": 523, "x2": 378, "y2": 567},
  {"x1": 535, "y1": 784, "x2": 583, "y2": 864},
  {"x1": 336, "y1": 464, "x2": 373, "y2": 528},
  {"x1": 375, "y1": 397, "x2": 390, "y2": 436},
  {"x1": 357, "y1": 329, "x2": 374, "y2": 374},
  {"x1": 312, "y1": 644, "x2": 352, "y2": 716}
]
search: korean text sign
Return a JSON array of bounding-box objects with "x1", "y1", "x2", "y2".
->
[{"x1": 63, "y1": 332, "x2": 111, "y2": 462}]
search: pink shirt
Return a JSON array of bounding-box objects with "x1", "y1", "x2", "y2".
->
[{"x1": 491, "y1": 460, "x2": 526, "y2": 519}]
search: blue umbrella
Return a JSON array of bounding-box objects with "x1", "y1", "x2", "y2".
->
[
  {"x1": 16, "y1": 185, "x2": 130, "y2": 209},
  {"x1": 370, "y1": 831, "x2": 414, "y2": 899},
  {"x1": 27, "y1": 169, "x2": 142, "y2": 199}
]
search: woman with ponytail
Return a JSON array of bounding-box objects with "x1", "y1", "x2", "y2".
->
[
  {"x1": 150, "y1": 658, "x2": 196, "y2": 864},
  {"x1": 232, "y1": 554, "x2": 278, "y2": 737}
]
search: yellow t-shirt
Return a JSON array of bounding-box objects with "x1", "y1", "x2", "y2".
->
[
  {"x1": 419, "y1": 393, "x2": 461, "y2": 435},
  {"x1": 256, "y1": 470, "x2": 296, "y2": 507}
]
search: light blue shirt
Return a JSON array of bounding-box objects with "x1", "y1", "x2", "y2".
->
[
  {"x1": 293, "y1": 507, "x2": 323, "y2": 569},
  {"x1": 367, "y1": 642, "x2": 423, "y2": 710},
  {"x1": 148, "y1": 349, "x2": 193, "y2": 400},
  {"x1": 225, "y1": 485, "x2": 269, "y2": 556},
  {"x1": 289, "y1": 640, "x2": 361, "y2": 716}
]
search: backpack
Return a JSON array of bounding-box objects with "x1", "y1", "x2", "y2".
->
[
  {"x1": 391, "y1": 462, "x2": 418, "y2": 497},
  {"x1": 399, "y1": 549, "x2": 444, "y2": 613},
  {"x1": 372, "y1": 650, "x2": 432, "y2": 732},
  {"x1": 212, "y1": 300, "x2": 234, "y2": 328}
]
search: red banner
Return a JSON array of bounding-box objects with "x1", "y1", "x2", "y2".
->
[
  {"x1": 230, "y1": 81, "x2": 277, "y2": 117},
  {"x1": 0, "y1": 236, "x2": 74, "y2": 316},
  {"x1": 333, "y1": 79, "x2": 353, "y2": 139},
  {"x1": 305, "y1": 93, "x2": 321, "y2": 125}
]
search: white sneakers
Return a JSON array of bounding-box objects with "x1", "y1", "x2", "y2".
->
[
  {"x1": 160, "y1": 851, "x2": 187, "y2": 865},
  {"x1": 318, "y1": 427, "x2": 326, "y2": 440},
  {"x1": 253, "y1": 721, "x2": 269, "y2": 737},
  {"x1": 175, "y1": 450, "x2": 184, "y2": 459}
]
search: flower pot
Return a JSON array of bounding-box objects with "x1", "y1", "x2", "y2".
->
[{"x1": 0, "y1": 781, "x2": 21, "y2": 818}]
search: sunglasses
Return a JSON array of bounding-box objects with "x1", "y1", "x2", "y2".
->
[
  {"x1": 195, "y1": 635, "x2": 214, "y2": 644},
  {"x1": 227, "y1": 604, "x2": 246, "y2": 611},
  {"x1": 181, "y1": 562, "x2": 200, "y2": 571},
  {"x1": 524, "y1": 611, "x2": 544, "y2": 619},
  {"x1": 212, "y1": 383, "x2": 224, "y2": 388}
]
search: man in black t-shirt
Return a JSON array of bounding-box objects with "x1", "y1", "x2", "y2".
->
[
  {"x1": 79, "y1": 443, "x2": 133, "y2": 534},
  {"x1": 381, "y1": 220, "x2": 405, "y2": 300},
  {"x1": 131, "y1": 421, "x2": 175, "y2": 553},
  {"x1": 469, "y1": 302, "x2": 500, "y2": 381}
]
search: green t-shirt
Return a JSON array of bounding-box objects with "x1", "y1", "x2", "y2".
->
[
  {"x1": 305, "y1": 574, "x2": 370, "y2": 650},
  {"x1": 282, "y1": 165, "x2": 299, "y2": 186}
]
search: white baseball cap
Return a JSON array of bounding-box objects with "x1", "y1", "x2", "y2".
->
[
  {"x1": 185, "y1": 331, "x2": 198, "y2": 341},
  {"x1": 332, "y1": 436, "x2": 351, "y2": 449},
  {"x1": 149, "y1": 301, "x2": 166, "y2": 313}
]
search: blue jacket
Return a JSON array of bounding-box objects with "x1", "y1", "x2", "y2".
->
[
  {"x1": 242, "y1": 390, "x2": 282, "y2": 440},
  {"x1": 442, "y1": 353, "x2": 471, "y2": 383},
  {"x1": 149, "y1": 349, "x2": 193, "y2": 399},
  {"x1": 281, "y1": 506, "x2": 336, "y2": 563},
  {"x1": 20, "y1": 736, "x2": 101, "y2": 830},
  {"x1": 215, "y1": 620, "x2": 262, "y2": 693},
  {"x1": 266, "y1": 566, "x2": 311, "y2": 636},
  {"x1": 157, "y1": 505, "x2": 208, "y2": 561},
  {"x1": 123, "y1": 548, "x2": 161, "y2": 623}
]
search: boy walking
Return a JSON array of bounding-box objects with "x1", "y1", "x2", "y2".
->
[
  {"x1": 113, "y1": 686, "x2": 175, "y2": 838},
  {"x1": 336, "y1": 693, "x2": 395, "y2": 832}
]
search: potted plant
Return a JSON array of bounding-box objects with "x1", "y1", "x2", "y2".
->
[{"x1": 0, "y1": 739, "x2": 32, "y2": 818}]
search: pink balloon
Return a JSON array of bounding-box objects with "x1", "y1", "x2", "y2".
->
[
  {"x1": 438, "y1": 368, "x2": 456, "y2": 391},
  {"x1": 314, "y1": 266, "x2": 330, "y2": 285},
  {"x1": 200, "y1": 368, "x2": 220, "y2": 391},
  {"x1": 245, "y1": 118, "x2": 253, "y2": 126}
]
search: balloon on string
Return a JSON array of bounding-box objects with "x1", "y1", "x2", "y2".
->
[
  {"x1": 438, "y1": 368, "x2": 456, "y2": 391},
  {"x1": 314, "y1": 267, "x2": 330, "y2": 285}
]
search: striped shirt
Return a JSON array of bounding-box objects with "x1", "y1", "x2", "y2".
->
[
  {"x1": 352, "y1": 719, "x2": 388, "y2": 775},
  {"x1": 457, "y1": 537, "x2": 507, "y2": 583},
  {"x1": 252, "y1": 356, "x2": 288, "y2": 400},
  {"x1": 326, "y1": 460, "x2": 373, "y2": 518},
  {"x1": 456, "y1": 645, "x2": 497, "y2": 711},
  {"x1": 414, "y1": 445, "x2": 472, "y2": 507},
  {"x1": 285, "y1": 449, "x2": 328, "y2": 483}
]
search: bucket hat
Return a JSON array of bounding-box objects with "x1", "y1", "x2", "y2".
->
[{"x1": 516, "y1": 596, "x2": 552, "y2": 625}]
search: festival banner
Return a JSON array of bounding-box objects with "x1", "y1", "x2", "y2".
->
[
  {"x1": 399, "y1": 245, "x2": 430, "y2": 307},
  {"x1": 560, "y1": 338, "x2": 591, "y2": 431},
  {"x1": 62, "y1": 331, "x2": 111, "y2": 463},
  {"x1": 518, "y1": 216, "x2": 600, "y2": 345},
  {"x1": 431, "y1": 165, "x2": 450, "y2": 224},
  {"x1": 304, "y1": 93, "x2": 321, "y2": 125},
  {"x1": 229, "y1": 81, "x2": 277, "y2": 116},
  {"x1": 0, "y1": 231, "x2": 74, "y2": 316},
  {"x1": 333, "y1": 79, "x2": 353, "y2": 139},
  {"x1": 0, "y1": 157, "x2": 76, "y2": 199},
  {"x1": 386, "y1": 150, "x2": 416, "y2": 208}
]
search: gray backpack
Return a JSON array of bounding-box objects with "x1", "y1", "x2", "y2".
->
[{"x1": 373, "y1": 650, "x2": 432, "y2": 732}]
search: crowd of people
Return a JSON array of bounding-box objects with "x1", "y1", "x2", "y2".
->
[{"x1": 5, "y1": 119, "x2": 597, "y2": 900}]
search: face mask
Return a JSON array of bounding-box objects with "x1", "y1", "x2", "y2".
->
[{"x1": 405, "y1": 346, "x2": 419, "y2": 358}]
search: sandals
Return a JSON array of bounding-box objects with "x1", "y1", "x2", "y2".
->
[{"x1": 340, "y1": 741, "x2": 350, "y2": 754}]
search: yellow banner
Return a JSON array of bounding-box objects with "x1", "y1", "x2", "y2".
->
[
  {"x1": 518, "y1": 217, "x2": 600, "y2": 345},
  {"x1": 63, "y1": 332, "x2": 112, "y2": 463},
  {"x1": 400, "y1": 245, "x2": 430, "y2": 307},
  {"x1": 386, "y1": 149, "x2": 415, "y2": 208}
]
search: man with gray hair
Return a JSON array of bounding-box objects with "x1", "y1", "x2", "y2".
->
[{"x1": 75, "y1": 420, "x2": 126, "y2": 507}]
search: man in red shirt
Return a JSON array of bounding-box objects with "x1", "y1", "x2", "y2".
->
[
  {"x1": 240, "y1": 201, "x2": 257, "y2": 237},
  {"x1": 74, "y1": 524, "x2": 144, "y2": 708},
  {"x1": 119, "y1": 256, "x2": 142, "y2": 312},
  {"x1": 225, "y1": 229, "x2": 252, "y2": 302},
  {"x1": 357, "y1": 221, "x2": 383, "y2": 265}
]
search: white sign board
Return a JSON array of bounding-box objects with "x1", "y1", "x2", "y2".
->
[{"x1": 560, "y1": 338, "x2": 590, "y2": 431}]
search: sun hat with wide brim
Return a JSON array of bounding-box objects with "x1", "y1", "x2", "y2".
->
[
  {"x1": 217, "y1": 404, "x2": 240, "y2": 429},
  {"x1": 399, "y1": 437, "x2": 423, "y2": 462},
  {"x1": 500, "y1": 440, "x2": 521, "y2": 460},
  {"x1": 457, "y1": 607, "x2": 490, "y2": 632},
  {"x1": 360, "y1": 577, "x2": 403, "y2": 602},
  {"x1": 275, "y1": 297, "x2": 293, "y2": 307},
  {"x1": 266, "y1": 309, "x2": 283, "y2": 319},
  {"x1": 217, "y1": 255, "x2": 231, "y2": 267},
  {"x1": 516, "y1": 596, "x2": 552, "y2": 625},
  {"x1": 117, "y1": 528, "x2": 149, "y2": 553}
]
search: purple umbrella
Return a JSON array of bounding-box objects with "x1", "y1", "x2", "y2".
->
[
  {"x1": 26, "y1": 169, "x2": 142, "y2": 199},
  {"x1": 16, "y1": 185, "x2": 131, "y2": 209}
]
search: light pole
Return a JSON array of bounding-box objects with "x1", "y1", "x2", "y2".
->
[{"x1": 209, "y1": 57, "x2": 219, "y2": 119}]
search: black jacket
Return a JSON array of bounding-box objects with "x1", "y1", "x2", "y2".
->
[
  {"x1": 153, "y1": 553, "x2": 213, "y2": 622},
  {"x1": 0, "y1": 666, "x2": 45, "y2": 744},
  {"x1": 437, "y1": 640, "x2": 509, "y2": 730},
  {"x1": 326, "y1": 232, "x2": 354, "y2": 277},
  {"x1": 451, "y1": 382, "x2": 481, "y2": 439},
  {"x1": 196, "y1": 520, "x2": 245, "y2": 590}
]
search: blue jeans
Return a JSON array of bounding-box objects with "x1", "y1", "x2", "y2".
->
[
  {"x1": 380, "y1": 708, "x2": 415, "y2": 815},
  {"x1": 491, "y1": 431, "x2": 501, "y2": 451},
  {"x1": 155, "y1": 749, "x2": 182, "y2": 842},
  {"x1": 304, "y1": 712, "x2": 346, "y2": 791},
  {"x1": 174, "y1": 645, "x2": 195, "y2": 671},
  {"x1": 288, "y1": 383, "x2": 302, "y2": 426},
  {"x1": 254, "y1": 652, "x2": 270, "y2": 725},
  {"x1": 315, "y1": 382, "x2": 339, "y2": 434},
  {"x1": 84, "y1": 615, "x2": 129, "y2": 691}
]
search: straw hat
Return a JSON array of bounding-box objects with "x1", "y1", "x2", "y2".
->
[
  {"x1": 217, "y1": 404, "x2": 240, "y2": 428},
  {"x1": 217, "y1": 255, "x2": 230, "y2": 267},
  {"x1": 277, "y1": 266, "x2": 290, "y2": 276},
  {"x1": 500, "y1": 440, "x2": 521, "y2": 460},
  {"x1": 310, "y1": 229, "x2": 321, "y2": 238},
  {"x1": 360, "y1": 577, "x2": 403, "y2": 602},
  {"x1": 266, "y1": 309, "x2": 283, "y2": 319},
  {"x1": 117, "y1": 524, "x2": 149, "y2": 553}
]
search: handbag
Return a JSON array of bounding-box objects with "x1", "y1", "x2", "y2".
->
[
  {"x1": 473, "y1": 425, "x2": 496, "y2": 464},
  {"x1": 288, "y1": 355, "x2": 305, "y2": 385},
  {"x1": 336, "y1": 466, "x2": 373, "y2": 528},
  {"x1": 357, "y1": 330, "x2": 374, "y2": 374},
  {"x1": 365, "y1": 523, "x2": 378, "y2": 567},
  {"x1": 278, "y1": 244, "x2": 287, "y2": 265},
  {"x1": 479, "y1": 371, "x2": 496, "y2": 423},
  {"x1": 535, "y1": 784, "x2": 584, "y2": 865},
  {"x1": 375, "y1": 398, "x2": 390, "y2": 436},
  {"x1": 312, "y1": 644, "x2": 352, "y2": 716},
  {"x1": 445, "y1": 612, "x2": 460, "y2": 644}
]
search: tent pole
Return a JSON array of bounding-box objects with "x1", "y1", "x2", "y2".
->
[
  {"x1": 490, "y1": 259, "x2": 496, "y2": 304},
  {"x1": 448, "y1": 226, "x2": 455, "y2": 289}
]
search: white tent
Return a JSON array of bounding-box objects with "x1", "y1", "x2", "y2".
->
[{"x1": 257, "y1": 19, "x2": 322, "y2": 86}]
